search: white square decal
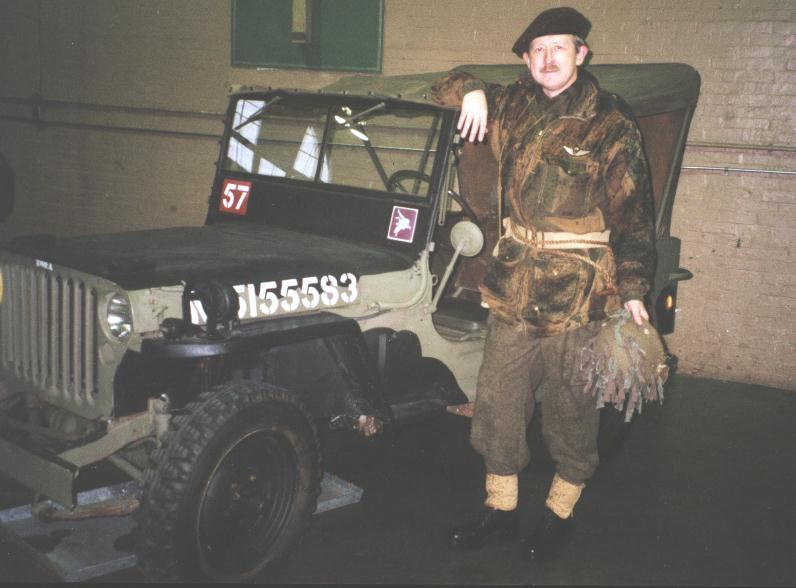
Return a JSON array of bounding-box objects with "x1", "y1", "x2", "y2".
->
[{"x1": 387, "y1": 206, "x2": 419, "y2": 243}]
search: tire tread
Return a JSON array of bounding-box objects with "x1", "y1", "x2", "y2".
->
[{"x1": 135, "y1": 381, "x2": 321, "y2": 582}]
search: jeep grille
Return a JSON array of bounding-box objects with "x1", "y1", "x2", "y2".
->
[{"x1": 1, "y1": 262, "x2": 99, "y2": 405}]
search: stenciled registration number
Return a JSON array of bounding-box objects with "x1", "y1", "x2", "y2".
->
[{"x1": 190, "y1": 273, "x2": 358, "y2": 324}]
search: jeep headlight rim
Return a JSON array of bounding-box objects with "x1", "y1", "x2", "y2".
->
[{"x1": 103, "y1": 291, "x2": 133, "y2": 341}]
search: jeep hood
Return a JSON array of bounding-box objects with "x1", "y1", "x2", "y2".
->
[{"x1": 6, "y1": 223, "x2": 415, "y2": 290}]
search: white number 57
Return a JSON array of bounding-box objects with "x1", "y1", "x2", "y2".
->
[
  {"x1": 222, "y1": 183, "x2": 250, "y2": 210},
  {"x1": 220, "y1": 179, "x2": 252, "y2": 215}
]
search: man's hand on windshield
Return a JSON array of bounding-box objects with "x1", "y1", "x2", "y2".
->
[
  {"x1": 624, "y1": 299, "x2": 649, "y2": 326},
  {"x1": 458, "y1": 90, "x2": 488, "y2": 143}
]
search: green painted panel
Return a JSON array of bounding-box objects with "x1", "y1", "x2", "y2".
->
[{"x1": 232, "y1": 0, "x2": 383, "y2": 72}]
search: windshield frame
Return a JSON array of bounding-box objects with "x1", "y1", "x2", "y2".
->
[
  {"x1": 207, "y1": 90, "x2": 458, "y2": 256},
  {"x1": 220, "y1": 90, "x2": 453, "y2": 200}
]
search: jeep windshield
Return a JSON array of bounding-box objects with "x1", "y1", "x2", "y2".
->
[{"x1": 223, "y1": 94, "x2": 445, "y2": 198}]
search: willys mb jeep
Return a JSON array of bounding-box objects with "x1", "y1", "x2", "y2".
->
[{"x1": 0, "y1": 63, "x2": 699, "y2": 581}]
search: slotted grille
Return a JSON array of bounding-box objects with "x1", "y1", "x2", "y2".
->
[{"x1": 0, "y1": 262, "x2": 98, "y2": 405}]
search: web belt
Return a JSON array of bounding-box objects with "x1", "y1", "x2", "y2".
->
[{"x1": 502, "y1": 217, "x2": 610, "y2": 250}]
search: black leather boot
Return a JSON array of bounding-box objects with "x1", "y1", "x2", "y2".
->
[
  {"x1": 448, "y1": 507, "x2": 518, "y2": 549},
  {"x1": 524, "y1": 507, "x2": 573, "y2": 562}
]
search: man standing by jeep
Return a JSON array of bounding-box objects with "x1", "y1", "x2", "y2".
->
[{"x1": 432, "y1": 7, "x2": 661, "y2": 561}]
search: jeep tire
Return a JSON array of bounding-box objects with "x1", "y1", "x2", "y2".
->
[{"x1": 135, "y1": 381, "x2": 321, "y2": 582}]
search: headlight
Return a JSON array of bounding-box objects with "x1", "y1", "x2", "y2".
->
[{"x1": 105, "y1": 292, "x2": 132, "y2": 341}]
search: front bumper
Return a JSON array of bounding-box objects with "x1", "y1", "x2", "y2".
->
[{"x1": 0, "y1": 399, "x2": 167, "y2": 509}]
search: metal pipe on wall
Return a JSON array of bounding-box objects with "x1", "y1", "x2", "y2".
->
[
  {"x1": 682, "y1": 141, "x2": 796, "y2": 176},
  {"x1": 0, "y1": 114, "x2": 222, "y2": 141},
  {"x1": 686, "y1": 141, "x2": 796, "y2": 154},
  {"x1": 0, "y1": 95, "x2": 224, "y2": 120},
  {"x1": 1, "y1": 96, "x2": 795, "y2": 175},
  {"x1": 681, "y1": 165, "x2": 796, "y2": 176},
  {"x1": 0, "y1": 95, "x2": 224, "y2": 141}
]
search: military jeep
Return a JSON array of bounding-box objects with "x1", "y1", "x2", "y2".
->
[{"x1": 0, "y1": 63, "x2": 699, "y2": 581}]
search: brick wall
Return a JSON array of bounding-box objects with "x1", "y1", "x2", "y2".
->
[{"x1": 0, "y1": 0, "x2": 793, "y2": 389}]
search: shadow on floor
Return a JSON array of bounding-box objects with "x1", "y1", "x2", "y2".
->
[{"x1": 1, "y1": 373, "x2": 794, "y2": 585}]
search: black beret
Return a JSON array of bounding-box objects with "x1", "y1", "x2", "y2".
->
[{"x1": 511, "y1": 7, "x2": 591, "y2": 57}]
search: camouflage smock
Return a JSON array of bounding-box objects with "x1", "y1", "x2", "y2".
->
[{"x1": 432, "y1": 68, "x2": 656, "y2": 336}]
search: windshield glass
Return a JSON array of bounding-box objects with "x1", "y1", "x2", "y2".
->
[{"x1": 224, "y1": 97, "x2": 442, "y2": 197}]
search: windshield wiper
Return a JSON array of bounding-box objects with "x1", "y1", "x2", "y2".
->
[
  {"x1": 349, "y1": 102, "x2": 386, "y2": 123},
  {"x1": 233, "y1": 96, "x2": 282, "y2": 131},
  {"x1": 333, "y1": 102, "x2": 387, "y2": 140}
]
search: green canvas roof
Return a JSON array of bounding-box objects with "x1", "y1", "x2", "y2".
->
[{"x1": 322, "y1": 63, "x2": 700, "y2": 117}]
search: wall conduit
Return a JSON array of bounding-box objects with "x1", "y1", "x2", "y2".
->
[{"x1": 0, "y1": 96, "x2": 794, "y2": 175}]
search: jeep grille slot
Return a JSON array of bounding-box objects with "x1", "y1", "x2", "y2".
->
[{"x1": 1, "y1": 262, "x2": 98, "y2": 405}]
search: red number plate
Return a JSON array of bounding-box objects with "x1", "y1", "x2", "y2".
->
[{"x1": 220, "y1": 179, "x2": 252, "y2": 216}]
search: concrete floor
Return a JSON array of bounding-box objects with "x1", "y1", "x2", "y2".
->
[{"x1": 1, "y1": 372, "x2": 795, "y2": 584}]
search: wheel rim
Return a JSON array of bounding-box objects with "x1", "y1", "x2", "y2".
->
[{"x1": 196, "y1": 427, "x2": 298, "y2": 578}]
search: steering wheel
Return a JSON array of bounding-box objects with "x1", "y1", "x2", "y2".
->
[
  {"x1": 386, "y1": 170, "x2": 431, "y2": 196},
  {"x1": 386, "y1": 169, "x2": 481, "y2": 226},
  {"x1": 446, "y1": 188, "x2": 481, "y2": 226}
]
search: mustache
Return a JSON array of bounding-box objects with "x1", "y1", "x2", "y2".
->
[{"x1": 541, "y1": 65, "x2": 560, "y2": 73}]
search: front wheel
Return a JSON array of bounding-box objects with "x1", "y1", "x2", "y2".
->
[{"x1": 135, "y1": 381, "x2": 320, "y2": 582}]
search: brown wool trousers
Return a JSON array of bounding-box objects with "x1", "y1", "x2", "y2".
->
[{"x1": 471, "y1": 314, "x2": 601, "y2": 485}]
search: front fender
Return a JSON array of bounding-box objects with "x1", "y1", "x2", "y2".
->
[{"x1": 117, "y1": 312, "x2": 389, "y2": 423}]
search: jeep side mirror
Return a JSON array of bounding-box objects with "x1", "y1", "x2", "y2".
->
[
  {"x1": 450, "y1": 220, "x2": 484, "y2": 258},
  {"x1": 430, "y1": 220, "x2": 484, "y2": 313}
]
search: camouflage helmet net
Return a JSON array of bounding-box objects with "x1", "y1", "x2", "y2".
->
[{"x1": 579, "y1": 309, "x2": 669, "y2": 422}]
